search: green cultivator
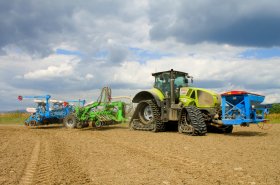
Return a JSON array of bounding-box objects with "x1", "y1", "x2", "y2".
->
[{"x1": 63, "y1": 87, "x2": 132, "y2": 129}]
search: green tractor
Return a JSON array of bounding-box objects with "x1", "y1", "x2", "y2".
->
[{"x1": 130, "y1": 69, "x2": 231, "y2": 135}]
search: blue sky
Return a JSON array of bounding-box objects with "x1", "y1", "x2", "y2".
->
[
  {"x1": 0, "y1": 0, "x2": 280, "y2": 111},
  {"x1": 240, "y1": 47, "x2": 280, "y2": 59},
  {"x1": 56, "y1": 49, "x2": 83, "y2": 56}
]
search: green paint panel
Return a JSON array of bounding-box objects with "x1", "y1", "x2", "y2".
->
[
  {"x1": 150, "y1": 88, "x2": 165, "y2": 101},
  {"x1": 179, "y1": 87, "x2": 221, "y2": 108}
]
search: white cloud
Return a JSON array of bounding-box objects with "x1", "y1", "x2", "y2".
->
[
  {"x1": 1, "y1": 0, "x2": 280, "y2": 111},
  {"x1": 102, "y1": 55, "x2": 280, "y2": 103},
  {"x1": 1, "y1": 49, "x2": 280, "y2": 111},
  {"x1": 23, "y1": 63, "x2": 74, "y2": 79},
  {"x1": 85, "y1": 74, "x2": 94, "y2": 80}
]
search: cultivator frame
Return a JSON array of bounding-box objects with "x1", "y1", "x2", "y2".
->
[
  {"x1": 76, "y1": 101, "x2": 126, "y2": 127},
  {"x1": 63, "y1": 87, "x2": 132, "y2": 129}
]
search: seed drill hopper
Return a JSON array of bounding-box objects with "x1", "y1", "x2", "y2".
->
[{"x1": 220, "y1": 91, "x2": 270, "y2": 128}]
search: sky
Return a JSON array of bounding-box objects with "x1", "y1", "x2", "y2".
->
[{"x1": 0, "y1": 0, "x2": 280, "y2": 111}]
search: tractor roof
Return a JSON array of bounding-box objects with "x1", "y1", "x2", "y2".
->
[{"x1": 152, "y1": 69, "x2": 189, "y2": 76}]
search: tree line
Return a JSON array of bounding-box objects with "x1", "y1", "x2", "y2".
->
[{"x1": 270, "y1": 104, "x2": 280, "y2": 114}]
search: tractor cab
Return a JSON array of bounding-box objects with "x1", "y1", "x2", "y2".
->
[{"x1": 152, "y1": 69, "x2": 193, "y2": 102}]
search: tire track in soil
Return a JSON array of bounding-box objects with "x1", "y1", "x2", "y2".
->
[
  {"x1": 49, "y1": 135, "x2": 92, "y2": 184},
  {"x1": 88, "y1": 132, "x2": 205, "y2": 182},
  {"x1": 93, "y1": 132, "x2": 202, "y2": 166},
  {"x1": 33, "y1": 140, "x2": 53, "y2": 185},
  {"x1": 19, "y1": 140, "x2": 40, "y2": 185},
  {"x1": 93, "y1": 132, "x2": 256, "y2": 184}
]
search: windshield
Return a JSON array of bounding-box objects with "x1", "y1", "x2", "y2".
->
[
  {"x1": 174, "y1": 75, "x2": 188, "y2": 88},
  {"x1": 154, "y1": 72, "x2": 169, "y2": 90},
  {"x1": 154, "y1": 72, "x2": 188, "y2": 93}
]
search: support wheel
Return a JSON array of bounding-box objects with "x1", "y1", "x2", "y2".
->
[
  {"x1": 207, "y1": 125, "x2": 233, "y2": 133},
  {"x1": 224, "y1": 125, "x2": 233, "y2": 133},
  {"x1": 63, "y1": 113, "x2": 77, "y2": 129}
]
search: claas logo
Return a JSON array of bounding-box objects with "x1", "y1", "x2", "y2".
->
[{"x1": 18, "y1": 96, "x2": 23, "y2": 101}]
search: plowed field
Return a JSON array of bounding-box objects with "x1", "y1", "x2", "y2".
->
[{"x1": 0, "y1": 124, "x2": 279, "y2": 185}]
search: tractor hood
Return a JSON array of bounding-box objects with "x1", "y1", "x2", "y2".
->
[{"x1": 180, "y1": 87, "x2": 221, "y2": 108}]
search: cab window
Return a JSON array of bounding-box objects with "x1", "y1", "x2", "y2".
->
[
  {"x1": 174, "y1": 76, "x2": 187, "y2": 88},
  {"x1": 190, "y1": 90, "x2": 196, "y2": 99}
]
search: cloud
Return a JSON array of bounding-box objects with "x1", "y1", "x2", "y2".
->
[
  {"x1": 85, "y1": 74, "x2": 94, "y2": 80},
  {"x1": 23, "y1": 63, "x2": 74, "y2": 79},
  {"x1": 0, "y1": 0, "x2": 148, "y2": 59},
  {"x1": 1, "y1": 0, "x2": 280, "y2": 111},
  {"x1": 149, "y1": 0, "x2": 280, "y2": 47},
  {"x1": 1, "y1": 49, "x2": 280, "y2": 111}
]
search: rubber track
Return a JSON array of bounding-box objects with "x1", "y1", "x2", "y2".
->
[
  {"x1": 182, "y1": 106, "x2": 207, "y2": 136},
  {"x1": 131, "y1": 100, "x2": 165, "y2": 132}
]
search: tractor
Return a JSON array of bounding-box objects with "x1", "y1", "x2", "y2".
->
[
  {"x1": 130, "y1": 69, "x2": 230, "y2": 135},
  {"x1": 130, "y1": 69, "x2": 271, "y2": 135}
]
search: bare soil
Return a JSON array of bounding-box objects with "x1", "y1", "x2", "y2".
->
[{"x1": 0, "y1": 124, "x2": 279, "y2": 185}]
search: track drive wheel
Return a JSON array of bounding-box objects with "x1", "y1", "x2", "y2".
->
[
  {"x1": 132, "y1": 100, "x2": 165, "y2": 132},
  {"x1": 63, "y1": 113, "x2": 77, "y2": 129},
  {"x1": 178, "y1": 106, "x2": 207, "y2": 136}
]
